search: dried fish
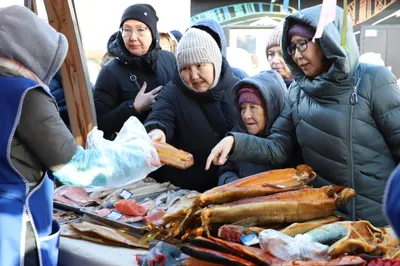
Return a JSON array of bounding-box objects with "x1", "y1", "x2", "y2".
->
[
  {"x1": 153, "y1": 141, "x2": 194, "y2": 169},
  {"x1": 180, "y1": 244, "x2": 257, "y2": 266},
  {"x1": 281, "y1": 216, "x2": 342, "y2": 237},
  {"x1": 102, "y1": 178, "x2": 158, "y2": 203},
  {"x1": 69, "y1": 221, "x2": 148, "y2": 248},
  {"x1": 201, "y1": 186, "x2": 355, "y2": 235},
  {"x1": 90, "y1": 177, "x2": 156, "y2": 199},
  {"x1": 305, "y1": 221, "x2": 351, "y2": 245},
  {"x1": 199, "y1": 165, "x2": 316, "y2": 206},
  {"x1": 328, "y1": 221, "x2": 399, "y2": 258},
  {"x1": 104, "y1": 182, "x2": 176, "y2": 205}
]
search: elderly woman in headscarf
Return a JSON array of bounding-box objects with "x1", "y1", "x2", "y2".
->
[
  {"x1": 218, "y1": 71, "x2": 287, "y2": 185},
  {"x1": 145, "y1": 28, "x2": 238, "y2": 192},
  {"x1": 94, "y1": 4, "x2": 176, "y2": 139},
  {"x1": 206, "y1": 4, "x2": 400, "y2": 226}
]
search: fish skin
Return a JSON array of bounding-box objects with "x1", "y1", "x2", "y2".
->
[
  {"x1": 180, "y1": 244, "x2": 257, "y2": 266},
  {"x1": 281, "y1": 216, "x2": 341, "y2": 237},
  {"x1": 69, "y1": 221, "x2": 148, "y2": 248},
  {"x1": 199, "y1": 165, "x2": 316, "y2": 206},
  {"x1": 201, "y1": 187, "x2": 355, "y2": 235},
  {"x1": 153, "y1": 141, "x2": 194, "y2": 169},
  {"x1": 305, "y1": 221, "x2": 350, "y2": 245}
]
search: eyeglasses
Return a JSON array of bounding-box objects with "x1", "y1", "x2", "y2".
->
[
  {"x1": 120, "y1": 27, "x2": 149, "y2": 38},
  {"x1": 287, "y1": 39, "x2": 311, "y2": 56}
]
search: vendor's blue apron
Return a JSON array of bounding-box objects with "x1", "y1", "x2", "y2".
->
[{"x1": 0, "y1": 76, "x2": 60, "y2": 266}]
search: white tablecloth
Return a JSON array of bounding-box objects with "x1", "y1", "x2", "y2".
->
[{"x1": 58, "y1": 237, "x2": 148, "y2": 266}]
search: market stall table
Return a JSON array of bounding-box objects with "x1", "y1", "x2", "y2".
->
[{"x1": 58, "y1": 236, "x2": 148, "y2": 266}]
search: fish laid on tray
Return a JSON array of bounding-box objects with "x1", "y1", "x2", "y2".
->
[
  {"x1": 64, "y1": 221, "x2": 148, "y2": 248},
  {"x1": 281, "y1": 216, "x2": 342, "y2": 237},
  {"x1": 327, "y1": 221, "x2": 399, "y2": 258},
  {"x1": 153, "y1": 141, "x2": 194, "y2": 169},
  {"x1": 200, "y1": 186, "x2": 356, "y2": 235},
  {"x1": 181, "y1": 236, "x2": 282, "y2": 266},
  {"x1": 198, "y1": 164, "x2": 316, "y2": 206},
  {"x1": 89, "y1": 177, "x2": 157, "y2": 199},
  {"x1": 103, "y1": 182, "x2": 176, "y2": 205},
  {"x1": 54, "y1": 185, "x2": 103, "y2": 207}
]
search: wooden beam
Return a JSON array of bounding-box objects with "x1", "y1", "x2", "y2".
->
[
  {"x1": 24, "y1": 0, "x2": 38, "y2": 15},
  {"x1": 43, "y1": 0, "x2": 97, "y2": 147}
]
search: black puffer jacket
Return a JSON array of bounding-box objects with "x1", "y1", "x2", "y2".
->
[
  {"x1": 94, "y1": 31, "x2": 176, "y2": 139},
  {"x1": 229, "y1": 5, "x2": 400, "y2": 226},
  {"x1": 218, "y1": 70, "x2": 287, "y2": 185},
  {"x1": 144, "y1": 59, "x2": 239, "y2": 192}
]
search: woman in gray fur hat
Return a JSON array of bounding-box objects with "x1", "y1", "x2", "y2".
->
[{"x1": 145, "y1": 28, "x2": 239, "y2": 192}]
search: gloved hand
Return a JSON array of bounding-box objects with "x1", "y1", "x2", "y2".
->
[{"x1": 137, "y1": 242, "x2": 188, "y2": 266}]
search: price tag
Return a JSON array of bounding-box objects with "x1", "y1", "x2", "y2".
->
[
  {"x1": 119, "y1": 189, "x2": 133, "y2": 200},
  {"x1": 240, "y1": 232, "x2": 259, "y2": 246},
  {"x1": 106, "y1": 210, "x2": 123, "y2": 220}
]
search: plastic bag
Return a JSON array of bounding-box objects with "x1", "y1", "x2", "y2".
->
[
  {"x1": 259, "y1": 229, "x2": 329, "y2": 261},
  {"x1": 54, "y1": 117, "x2": 161, "y2": 189}
]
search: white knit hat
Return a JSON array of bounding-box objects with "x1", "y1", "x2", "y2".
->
[
  {"x1": 266, "y1": 24, "x2": 283, "y2": 53},
  {"x1": 177, "y1": 28, "x2": 222, "y2": 89}
]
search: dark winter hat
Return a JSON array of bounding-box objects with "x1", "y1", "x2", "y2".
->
[
  {"x1": 120, "y1": 4, "x2": 159, "y2": 39},
  {"x1": 288, "y1": 22, "x2": 315, "y2": 41},
  {"x1": 170, "y1": 30, "x2": 183, "y2": 42},
  {"x1": 238, "y1": 87, "x2": 264, "y2": 106}
]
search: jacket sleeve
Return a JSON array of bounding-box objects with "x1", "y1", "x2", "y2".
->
[
  {"x1": 371, "y1": 67, "x2": 400, "y2": 162},
  {"x1": 229, "y1": 89, "x2": 297, "y2": 165},
  {"x1": 144, "y1": 88, "x2": 176, "y2": 142},
  {"x1": 218, "y1": 160, "x2": 240, "y2": 186},
  {"x1": 16, "y1": 88, "x2": 77, "y2": 172},
  {"x1": 94, "y1": 65, "x2": 144, "y2": 138}
]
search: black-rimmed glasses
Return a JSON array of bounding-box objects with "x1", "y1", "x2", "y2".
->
[{"x1": 287, "y1": 39, "x2": 311, "y2": 56}]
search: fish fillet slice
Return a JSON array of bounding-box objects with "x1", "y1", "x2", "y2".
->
[{"x1": 153, "y1": 141, "x2": 194, "y2": 169}]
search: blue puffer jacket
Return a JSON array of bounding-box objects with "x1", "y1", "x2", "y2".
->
[
  {"x1": 229, "y1": 5, "x2": 400, "y2": 226},
  {"x1": 384, "y1": 164, "x2": 400, "y2": 236}
]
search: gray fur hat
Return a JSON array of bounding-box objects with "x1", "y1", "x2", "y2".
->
[{"x1": 177, "y1": 28, "x2": 222, "y2": 89}]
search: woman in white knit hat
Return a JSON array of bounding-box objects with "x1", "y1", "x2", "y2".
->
[
  {"x1": 144, "y1": 28, "x2": 239, "y2": 192},
  {"x1": 266, "y1": 24, "x2": 294, "y2": 88}
]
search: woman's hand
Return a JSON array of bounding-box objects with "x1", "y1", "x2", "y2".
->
[
  {"x1": 134, "y1": 82, "x2": 163, "y2": 112},
  {"x1": 205, "y1": 136, "x2": 234, "y2": 170},
  {"x1": 148, "y1": 129, "x2": 166, "y2": 142}
]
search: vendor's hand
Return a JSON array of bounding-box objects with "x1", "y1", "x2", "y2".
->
[
  {"x1": 134, "y1": 82, "x2": 163, "y2": 113},
  {"x1": 205, "y1": 136, "x2": 234, "y2": 170},
  {"x1": 149, "y1": 129, "x2": 166, "y2": 143}
]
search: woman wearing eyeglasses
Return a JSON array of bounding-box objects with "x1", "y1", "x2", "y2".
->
[
  {"x1": 94, "y1": 4, "x2": 176, "y2": 139},
  {"x1": 206, "y1": 4, "x2": 400, "y2": 227}
]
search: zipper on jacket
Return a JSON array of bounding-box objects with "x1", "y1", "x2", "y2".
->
[{"x1": 347, "y1": 78, "x2": 360, "y2": 221}]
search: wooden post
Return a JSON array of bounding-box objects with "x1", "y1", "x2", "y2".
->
[
  {"x1": 24, "y1": 0, "x2": 38, "y2": 15},
  {"x1": 43, "y1": 0, "x2": 97, "y2": 147}
]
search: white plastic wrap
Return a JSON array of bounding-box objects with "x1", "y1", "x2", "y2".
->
[
  {"x1": 54, "y1": 117, "x2": 161, "y2": 189},
  {"x1": 259, "y1": 229, "x2": 329, "y2": 261}
]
